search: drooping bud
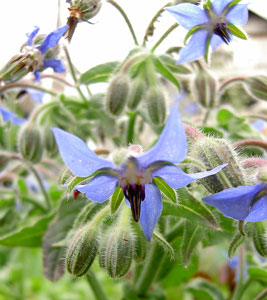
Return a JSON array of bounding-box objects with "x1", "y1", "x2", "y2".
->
[
  {"x1": 146, "y1": 86, "x2": 166, "y2": 125},
  {"x1": 105, "y1": 73, "x2": 130, "y2": 117},
  {"x1": 193, "y1": 69, "x2": 217, "y2": 108},
  {"x1": 252, "y1": 221, "x2": 267, "y2": 257},
  {"x1": 66, "y1": 0, "x2": 102, "y2": 42},
  {"x1": 244, "y1": 76, "x2": 267, "y2": 101},
  {"x1": 65, "y1": 222, "x2": 99, "y2": 277},
  {"x1": 127, "y1": 77, "x2": 146, "y2": 110},
  {"x1": 18, "y1": 124, "x2": 43, "y2": 163},
  {"x1": 99, "y1": 227, "x2": 135, "y2": 278},
  {"x1": 44, "y1": 127, "x2": 58, "y2": 157},
  {"x1": 190, "y1": 137, "x2": 246, "y2": 193}
]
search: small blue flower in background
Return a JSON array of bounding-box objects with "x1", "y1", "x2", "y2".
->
[
  {"x1": 203, "y1": 179, "x2": 267, "y2": 222},
  {"x1": 165, "y1": 0, "x2": 248, "y2": 64},
  {"x1": 25, "y1": 25, "x2": 68, "y2": 80},
  {"x1": 0, "y1": 107, "x2": 26, "y2": 125},
  {"x1": 53, "y1": 102, "x2": 226, "y2": 241}
]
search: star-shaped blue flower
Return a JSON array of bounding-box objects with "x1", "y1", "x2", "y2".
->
[
  {"x1": 23, "y1": 25, "x2": 68, "y2": 81},
  {"x1": 0, "y1": 106, "x2": 26, "y2": 125},
  {"x1": 53, "y1": 103, "x2": 226, "y2": 241},
  {"x1": 165, "y1": 0, "x2": 248, "y2": 64},
  {"x1": 203, "y1": 182, "x2": 267, "y2": 222}
]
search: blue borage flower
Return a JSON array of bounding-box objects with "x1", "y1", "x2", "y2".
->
[
  {"x1": 0, "y1": 106, "x2": 26, "y2": 125},
  {"x1": 22, "y1": 25, "x2": 68, "y2": 81},
  {"x1": 203, "y1": 182, "x2": 267, "y2": 222},
  {"x1": 53, "y1": 103, "x2": 226, "y2": 241},
  {"x1": 165, "y1": 0, "x2": 248, "y2": 64}
]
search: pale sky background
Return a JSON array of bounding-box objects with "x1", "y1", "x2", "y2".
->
[{"x1": 0, "y1": 0, "x2": 266, "y2": 76}]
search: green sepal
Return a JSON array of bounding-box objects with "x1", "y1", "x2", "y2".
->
[
  {"x1": 204, "y1": 36, "x2": 211, "y2": 64},
  {"x1": 203, "y1": 0, "x2": 211, "y2": 10},
  {"x1": 153, "y1": 231, "x2": 175, "y2": 260},
  {"x1": 181, "y1": 221, "x2": 203, "y2": 267},
  {"x1": 227, "y1": 0, "x2": 242, "y2": 9},
  {"x1": 184, "y1": 25, "x2": 207, "y2": 45},
  {"x1": 110, "y1": 186, "x2": 124, "y2": 214},
  {"x1": 154, "y1": 177, "x2": 177, "y2": 203},
  {"x1": 248, "y1": 267, "x2": 267, "y2": 283},
  {"x1": 79, "y1": 61, "x2": 119, "y2": 85},
  {"x1": 152, "y1": 55, "x2": 180, "y2": 89},
  {"x1": 228, "y1": 24, "x2": 248, "y2": 40},
  {"x1": 186, "y1": 278, "x2": 224, "y2": 300},
  {"x1": 228, "y1": 232, "x2": 245, "y2": 259},
  {"x1": 159, "y1": 54, "x2": 191, "y2": 74}
]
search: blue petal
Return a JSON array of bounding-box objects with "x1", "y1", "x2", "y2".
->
[
  {"x1": 203, "y1": 184, "x2": 264, "y2": 220},
  {"x1": 76, "y1": 175, "x2": 118, "y2": 203},
  {"x1": 52, "y1": 128, "x2": 115, "y2": 177},
  {"x1": 0, "y1": 107, "x2": 26, "y2": 125},
  {"x1": 43, "y1": 58, "x2": 66, "y2": 73},
  {"x1": 152, "y1": 163, "x2": 227, "y2": 189},
  {"x1": 211, "y1": 0, "x2": 233, "y2": 15},
  {"x1": 27, "y1": 88, "x2": 44, "y2": 103},
  {"x1": 165, "y1": 4, "x2": 209, "y2": 30},
  {"x1": 26, "y1": 26, "x2": 40, "y2": 46},
  {"x1": 137, "y1": 102, "x2": 187, "y2": 168},
  {"x1": 37, "y1": 25, "x2": 68, "y2": 54},
  {"x1": 226, "y1": 4, "x2": 248, "y2": 25},
  {"x1": 34, "y1": 71, "x2": 41, "y2": 82},
  {"x1": 210, "y1": 33, "x2": 224, "y2": 50},
  {"x1": 140, "y1": 183, "x2": 162, "y2": 241},
  {"x1": 246, "y1": 195, "x2": 267, "y2": 222},
  {"x1": 177, "y1": 30, "x2": 209, "y2": 64}
]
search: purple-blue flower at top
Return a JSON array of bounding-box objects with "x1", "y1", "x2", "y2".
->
[
  {"x1": 165, "y1": 0, "x2": 248, "y2": 64},
  {"x1": 203, "y1": 182, "x2": 267, "y2": 222},
  {"x1": 22, "y1": 25, "x2": 68, "y2": 81},
  {"x1": 53, "y1": 103, "x2": 226, "y2": 241},
  {"x1": 0, "y1": 106, "x2": 26, "y2": 125}
]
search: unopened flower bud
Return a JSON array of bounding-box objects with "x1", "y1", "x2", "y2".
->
[
  {"x1": 99, "y1": 228, "x2": 135, "y2": 278},
  {"x1": 190, "y1": 137, "x2": 246, "y2": 193},
  {"x1": 252, "y1": 221, "x2": 267, "y2": 257},
  {"x1": 65, "y1": 222, "x2": 99, "y2": 277},
  {"x1": 146, "y1": 87, "x2": 166, "y2": 125},
  {"x1": 193, "y1": 70, "x2": 217, "y2": 108},
  {"x1": 244, "y1": 76, "x2": 267, "y2": 101},
  {"x1": 18, "y1": 124, "x2": 43, "y2": 163},
  {"x1": 44, "y1": 127, "x2": 58, "y2": 156},
  {"x1": 105, "y1": 73, "x2": 129, "y2": 117},
  {"x1": 127, "y1": 77, "x2": 146, "y2": 110}
]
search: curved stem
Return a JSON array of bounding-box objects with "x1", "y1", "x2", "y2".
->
[
  {"x1": 142, "y1": 2, "x2": 172, "y2": 47},
  {"x1": 126, "y1": 111, "x2": 137, "y2": 144},
  {"x1": 27, "y1": 163, "x2": 52, "y2": 211},
  {"x1": 106, "y1": 0, "x2": 138, "y2": 46},
  {"x1": 28, "y1": 101, "x2": 58, "y2": 124},
  {"x1": 0, "y1": 82, "x2": 57, "y2": 96},
  {"x1": 234, "y1": 139, "x2": 267, "y2": 151},
  {"x1": 219, "y1": 76, "x2": 247, "y2": 92},
  {"x1": 254, "y1": 288, "x2": 267, "y2": 300},
  {"x1": 63, "y1": 46, "x2": 88, "y2": 103},
  {"x1": 151, "y1": 23, "x2": 178, "y2": 53},
  {"x1": 40, "y1": 74, "x2": 74, "y2": 87},
  {"x1": 85, "y1": 271, "x2": 109, "y2": 300}
]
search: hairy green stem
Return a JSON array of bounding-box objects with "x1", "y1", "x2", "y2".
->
[
  {"x1": 106, "y1": 0, "x2": 138, "y2": 46},
  {"x1": 126, "y1": 112, "x2": 137, "y2": 144},
  {"x1": 28, "y1": 101, "x2": 58, "y2": 124},
  {"x1": 231, "y1": 245, "x2": 246, "y2": 300},
  {"x1": 27, "y1": 164, "x2": 52, "y2": 211},
  {"x1": 203, "y1": 107, "x2": 211, "y2": 125},
  {"x1": 142, "y1": 2, "x2": 172, "y2": 46},
  {"x1": 151, "y1": 23, "x2": 178, "y2": 53},
  {"x1": 219, "y1": 76, "x2": 247, "y2": 92},
  {"x1": 86, "y1": 271, "x2": 109, "y2": 300},
  {"x1": 254, "y1": 288, "x2": 267, "y2": 300},
  {"x1": 0, "y1": 82, "x2": 57, "y2": 96},
  {"x1": 135, "y1": 242, "x2": 164, "y2": 296},
  {"x1": 63, "y1": 46, "x2": 88, "y2": 103}
]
